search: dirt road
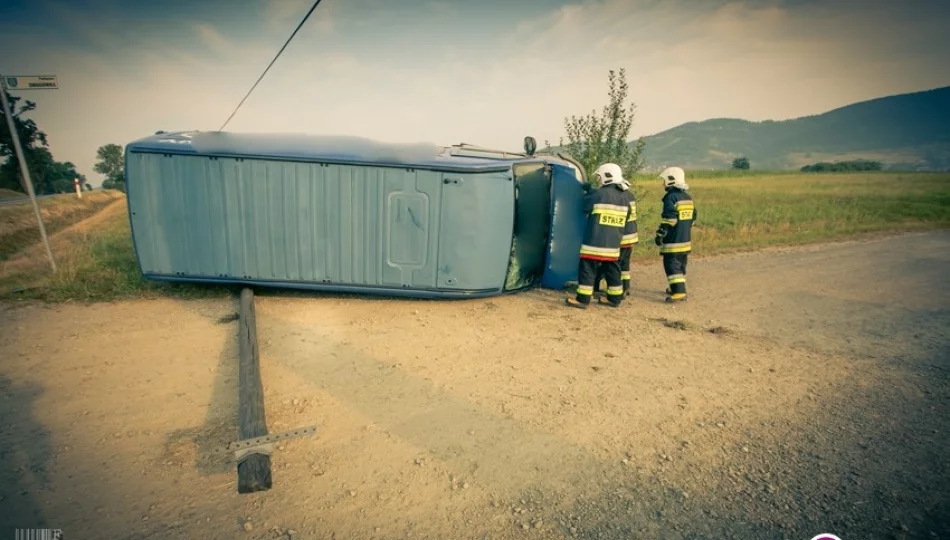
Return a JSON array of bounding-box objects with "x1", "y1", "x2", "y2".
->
[{"x1": 1, "y1": 231, "x2": 948, "y2": 540}]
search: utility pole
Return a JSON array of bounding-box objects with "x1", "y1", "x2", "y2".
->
[{"x1": 1, "y1": 74, "x2": 58, "y2": 273}]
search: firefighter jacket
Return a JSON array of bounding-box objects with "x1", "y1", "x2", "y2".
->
[
  {"x1": 656, "y1": 188, "x2": 696, "y2": 254},
  {"x1": 621, "y1": 189, "x2": 639, "y2": 247},
  {"x1": 580, "y1": 184, "x2": 631, "y2": 261}
]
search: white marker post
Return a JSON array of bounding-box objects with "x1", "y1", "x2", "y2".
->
[
  {"x1": 0, "y1": 74, "x2": 58, "y2": 273},
  {"x1": 73, "y1": 177, "x2": 82, "y2": 199}
]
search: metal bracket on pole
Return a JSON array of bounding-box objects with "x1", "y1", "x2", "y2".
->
[
  {"x1": 0, "y1": 74, "x2": 56, "y2": 273},
  {"x1": 234, "y1": 443, "x2": 274, "y2": 465},
  {"x1": 221, "y1": 425, "x2": 318, "y2": 460}
]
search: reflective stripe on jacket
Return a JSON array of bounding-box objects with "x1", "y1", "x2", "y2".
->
[
  {"x1": 621, "y1": 189, "x2": 639, "y2": 246},
  {"x1": 658, "y1": 188, "x2": 696, "y2": 254},
  {"x1": 580, "y1": 184, "x2": 630, "y2": 261}
]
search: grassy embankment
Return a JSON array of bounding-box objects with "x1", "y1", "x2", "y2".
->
[
  {"x1": 0, "y1": 190, "x2": 211, "y2": 302},
  {"x1": 0, "y1": 190, "x2": 123, "y2": 260},
  {"x1": 1, "y1": 172, "x2": 948, "y2": 302},
  {"x1": 0, "y1": 188, "x2": 27, "y2": 201}
]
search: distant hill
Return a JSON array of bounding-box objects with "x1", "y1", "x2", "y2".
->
[{"x1": 640, "y1": 86, "x2": 950, "y2": 171}]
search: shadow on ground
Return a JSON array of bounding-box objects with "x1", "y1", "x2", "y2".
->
[
  {"x1": 0, "y1": 375, "x2": 55, "y2": 537},
  {"x1": 161, "y1": 294, "x2": 242, "y2": 478}
]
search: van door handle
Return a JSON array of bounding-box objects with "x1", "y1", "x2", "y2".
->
[{"x1": 443, "y1": 178, "x2": 463, "y2": 185}]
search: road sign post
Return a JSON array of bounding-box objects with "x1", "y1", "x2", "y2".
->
[{"x1": 1, "y1": 74, "x2": 59, "y2": 273}]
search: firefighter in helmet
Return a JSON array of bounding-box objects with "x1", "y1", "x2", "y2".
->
[
  {"x1": 593, "y1": 176, "x2": 638, "y2": 297},
  {"x1": 566, "y1": 163, "x2": 630, "y2": 309},
  {"x1": 654, "y1": 166, "x2": 696, "y2": 303},
  {"x1": 618, "y1": 177, "x2": 638, "y2": 294}
]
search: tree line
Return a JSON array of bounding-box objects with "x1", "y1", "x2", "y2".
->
[
  {"x1": 800, "y1": 159, "x2": 883, "y2": 173},
  {"x1": 1, "y1": 90, "x2": 125, "y2": 194}
]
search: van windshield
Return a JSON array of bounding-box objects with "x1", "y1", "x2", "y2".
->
[{"x1": 503, "y1": 162, "x2": 553, "y2": 291}]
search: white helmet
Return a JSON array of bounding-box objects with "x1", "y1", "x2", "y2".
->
[
  {"x1": 593, "y1": 163, "x2": 624, "y2": 187},
  {"x1": 659, "y1": 166, "x2": 688, "y2": 190}
]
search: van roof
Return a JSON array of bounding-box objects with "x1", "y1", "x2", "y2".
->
[{"x1": 125, "y1": 131, "x2": 564, "y2": 173}]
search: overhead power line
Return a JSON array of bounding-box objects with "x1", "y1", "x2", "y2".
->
[{"x1": 218, "y1": 0, "x2": 324, "y2": 131}]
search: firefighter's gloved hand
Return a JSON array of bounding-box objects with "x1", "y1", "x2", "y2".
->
[{"x1": 654, "y1": 234, "x2": 663, "y2": 246}]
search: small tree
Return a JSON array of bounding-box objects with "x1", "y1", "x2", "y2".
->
[
  {"x1": 94, "y1": 143, "x2": 125, "y2": 192},
  {"x1": 547, "y1": 69, "x2": 646, "y2": 186},
  {"x1": 732, "y1": 156, "x2": 751, "y2": 170},
  {"x1": 0, "y1": 90, "x2": 51, "y2": 193}
]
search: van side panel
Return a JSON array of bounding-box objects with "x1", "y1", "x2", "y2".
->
[
  {"x1": 436, "y1": 172, "x2": 514, "y2": 290},
  {"x1": 126, "y1": 152, "x2": 509, "y2": 294},
  {"x1": 381, "y1": 168, "x2": 442, "y2": 288}
]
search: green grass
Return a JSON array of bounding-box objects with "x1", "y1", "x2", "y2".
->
[
  {"x1": 626, "y1": 172, "x2": 950, "y2": 259},
  {"x1": 1, "y1": 172, "x2": 948, "y2": 303},
  {"x1": 39, "y1": 214, "x2": 222, "y2": 302}
]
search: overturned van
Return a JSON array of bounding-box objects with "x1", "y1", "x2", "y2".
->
[{"x1": 124, "y1": 131, "x2": 588, "y2": 298}]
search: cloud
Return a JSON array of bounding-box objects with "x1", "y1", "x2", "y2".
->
[
  {"x1": 3, "y1": 0, "x2": 949, "y2": 185},
  {"x1": 42, "y1": 0, "x2": 123, "y2": 52},
  {"x1": 513, "y1": 0, "x2": 723, "y2": 60},
  {"x1": 261, "y1": 0, "x2": 312, "y2": 23},
  {"x1": 193, "y1": 23, "x2": 231, "y2": 55},
  {"x1": 504, "y1": 0, "x2": 950, "y2": 132},
  {"x1": 426, "y1": 1, "x2": 459, "y2": 15},
  {"x1": 260, "y1": 0, "x2": 336, "y2": 34}
]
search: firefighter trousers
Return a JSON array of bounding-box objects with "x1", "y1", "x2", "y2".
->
[
  {"x1": 662, "y1": 253, "x2": 689, "y2": 296},
  {"x1": 594, "y1": 247, "x2": 633, "y2": 295},
  {"x1": 577, "y1": 258, "x2": 623, "y2": 305}
]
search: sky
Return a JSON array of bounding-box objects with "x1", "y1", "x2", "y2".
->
[{"x1": 1, "y1": 0, "x2": 949, "y2": 185}]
